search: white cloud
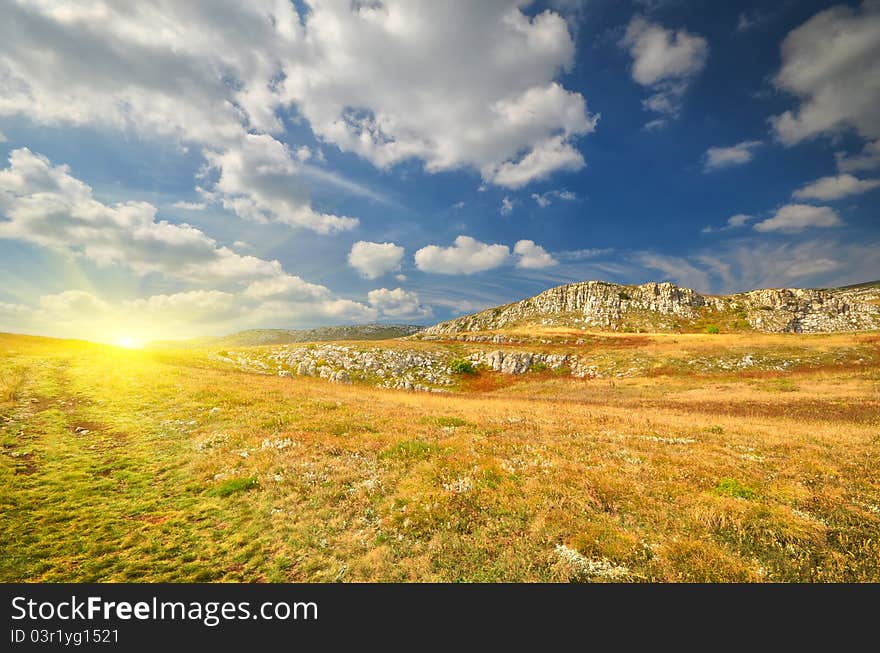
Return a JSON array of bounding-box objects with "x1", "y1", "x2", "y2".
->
[
  {"x1": 348, "y1": 241, "x2": 405, "y2": 279},
  {"x1": 294, "y1": 146, "x2": 313, "y2": 162},
  {"x1": 0, "y1": 1, "x2": 597, "y2": 232},
  {"x1": 171, "y1": 201, "x2": 207, "y2": 211},
  {"x1": 0, "y1": 0, "x2": 370, "y2": 233},
  {"x1": 0, "y1": 131, "x2": 7, "y2": 143},
  {"x1": 770, "y1": 2, "x2": 880, "y2": 146},
  {"x1": 500, "y1": 196, "x2": 516, "y2": 216},
  {"x1": 243, "y1": 275, "x2": 330, "y2": 302},
  {"x1": 701, "y1": 213, "x2": 753, "y2": 233},
  {"x1": 753, "y1": 204, "x2": 842, "y2": 233},
  {"x1": 241, "y1": 274, "x2": 377, "y2": 325},
  {"x1": 414, "y1": 236, "x2": 510, "y2": 275},
  {"x1": 486, "y1": 133, "x2": 589, "y2": 189},
  {"x1": 205, "y1": 134, "x2": 358, "y2": 234},
  {"x1": 643, "y1": 118, "x2": 668, "y2": 132},
  {"x1": 367, "y1": 287, "x2": 432, "y2": 319},
  {"x1": 555, "y1": 247, "x2": 612, "y2": 261},
  {"x1": 703, "y1": 140, "x2": 762, "y2": 171},
  {"x1": 248, "y1": 297, "x2": 378, "y2": 327},
  {"x1": 727, "y1": 213, "x2": 753, "y2": 228},
  {"x1": 513, "y1": 240, "x2": 558, "y2": 269},
  {"x1": 0, "y1": 148, "x2": 282, "y2": 282},
  {"x1": 0, "y1": 2, "x2": 374, "y2": 235},
  {"x1": 620, "y1": 16, "x2": 709, "y2": 124},
  {"x1": 792, "y1": 174, "x2": 880, "y2": 201},
  {"x1": 282, "y1": 4, "x2": 597, "y2": 188},
  {"x1": 532, "y1": 189, "x2": 577, "y2": 207},
  {"x1": 836, "y1": 139, "x2": 880, "y2": 172}
]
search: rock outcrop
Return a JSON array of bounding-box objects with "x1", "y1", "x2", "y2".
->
[{"x1": 419, "y1": 280, "x2": 880, "y2": 335}]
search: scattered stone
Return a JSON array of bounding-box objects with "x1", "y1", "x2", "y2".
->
[
  {"x1": 443, "y1": 477, "x2": 474, "y2": 494},
  {"x1": 554, "y1": 544, "x2": 631, "y2": 581}
]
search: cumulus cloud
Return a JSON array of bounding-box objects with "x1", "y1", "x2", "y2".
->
[
  {"x1": 171, "y1": 201, "x2": 207, "y2": 211},
  {"x1": 513, "y1": 240, "x2": 558, "y2": 269},
  {"x1": 620, "y1": 16, "x2": 709, "y2": 124},
  {"x1": 0, "y1": 148, "x2": 283, "y2": 282},
  {"x1": 348, "y1": 241, "x2": 405, "y2": 279},
  {"x1": 250, "y1": 297, "x2": 378, "y2": 326},
  {"x1": 792, "y1": 174, "x2": 880, "y2": 201},
  {"x1": 243, "y1": 275, "x2": 330, "y2": 301},
  {"x1": 701, "y1": 213, "x2": 754, "y2": 233},
  {"x1": 0, "y1": 1, "x2": 597, "y2": 234},
  {"x1": 281, "y1": 4, "x2": 597, "y2": 188},
  {"x1": 0, "y1": 2, "x2": 371, "y2": 234},
  {"x1": 240, "y1": 274, "x2": 376, "y2": 325},
  {"x1": 487, "y1": 133, "x2": 589, "y2": 189},
  {"x1": 414, "y1": 236, "x2": 510, "y2": 275},
  {"x1": 500, "y1": 196, "x2": 516, "y2": 216},
  {"x1": 770, "y1": 2, "x2": 880, "y2": 146},
  {"x1": 367, "y1": 287, "x2": 432, "y2": 319},
  {"x1": 753, "y1": 204, "x2": 842, "y2": 233},
  {"x1": 703, "y1": 140, "x2": 762, "y2": 171},
  {"x1": 205, "y1": 135, "x2": 358, "y2": 234},
  {"x1": 836, "y1": 139, "x2": 880, "y2": 172},
  {"x1": 532, "y1": 189, "x2": 577, "y2": 207}
]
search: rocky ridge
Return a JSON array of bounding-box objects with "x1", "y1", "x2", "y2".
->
[
  {"x1": 418, "y1": 281, "x2": 880, "y2": 335},
  {"x1": 211, "y1": 337, "x2": 876, "y2": 392}
]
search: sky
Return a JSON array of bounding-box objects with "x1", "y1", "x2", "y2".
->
[{"x1": 0, "y1": 0, "x2": 879, "y2": 344}]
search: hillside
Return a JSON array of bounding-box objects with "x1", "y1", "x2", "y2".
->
[
  {"x1": 4, "y1": 328, "x2": 880, "y2": 582},
  {"x1": 417, "y1": 280, "x2": 880, "y2": 337},
  {"x1": 151, "y1": 323, "x2": 422, "y2": 349},
  {"x1": 829, "y1": 280, "x2": 880, "y2": 306}
]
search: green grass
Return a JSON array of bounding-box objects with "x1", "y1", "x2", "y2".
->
[
  {"x1": 378, "y1": 439, "x2": 439, "y2": 461},
  {"x1": 211, "y1": 476, "x2": 259, "y2": 497},
  {"x1": 2, "y1": 331, "x2": 879, "y2": 582},
  {"x1": 713, "y1": 479, "x2": 757, "y2": 500}
]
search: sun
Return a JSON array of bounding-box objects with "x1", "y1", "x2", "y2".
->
[{"x1": 116, "y1": 336, "x2": 142, "y2": 349}]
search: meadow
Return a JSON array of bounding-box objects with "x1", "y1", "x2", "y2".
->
[{"x1": 1, "y1": 330, "x2": 878, "y2": 582}]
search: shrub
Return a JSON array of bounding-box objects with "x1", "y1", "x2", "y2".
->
[
  {"x1": 713, "y1": 478, "x2": 756, "y2": 500},
  {"x1": 705, "y1": 325, "x2": 720, "y2": 334},
  {"x1": 449, "y1": 358, "x2": 476, "y2": 374},
  {"x1": 530, "y1": 361, "x2": 548, "y2": 372},
  {"x1": 618, "y1": 291, "x2": 631, "y2": 301},
  {"x1": 212, "y1": 476, "x2": 259, "y2": 497},
  {"x1": 436, "y1": 416, "x2": 468, "y2": 427},
  {"x1": 379, "y1": 440, "x2": 439, "y2": 461}
]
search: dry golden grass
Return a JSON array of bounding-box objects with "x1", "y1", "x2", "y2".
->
[{"x1": 1, "y1": 330, "x2": 878, "y2": 582}]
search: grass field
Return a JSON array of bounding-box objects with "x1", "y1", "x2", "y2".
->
[{"x1": 1, "y1": 330, "x2": 878, "y2": 582}]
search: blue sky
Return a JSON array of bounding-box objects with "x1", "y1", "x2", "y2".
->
[{"x1": 0, "y1": 0, "x2": 878, "y2": 343}]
